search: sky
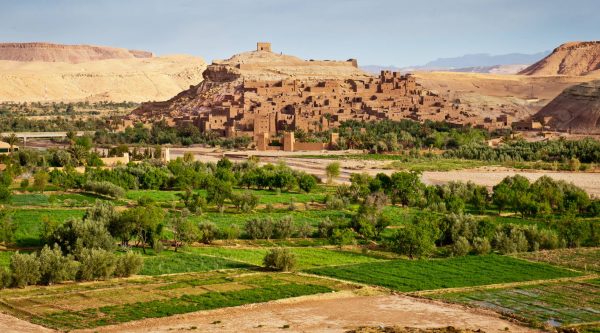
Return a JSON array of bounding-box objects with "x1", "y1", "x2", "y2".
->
[{"x1": 0, "y1": 0, "x2": 599, "y2": 67}]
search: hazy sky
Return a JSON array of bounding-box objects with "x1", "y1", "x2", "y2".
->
[{"x1": 1, "y1": 0, "x2": 599, "y2": 66}]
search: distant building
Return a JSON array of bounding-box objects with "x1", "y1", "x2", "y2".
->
[{"x1": 0, "y1": 141, "x2": 18, "y2": 154}]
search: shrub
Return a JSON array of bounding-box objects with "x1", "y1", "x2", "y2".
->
[
  {"x1": 0, "y1": 267, "x2": 11, "y2": 289},
  {"x1": 472, "y1": 237, "x2": 491, "y2": 255},
  {"x1": 324, "y1": 194, "x2": 348, "y2": 210},
  {"x1": 198, "y1": 222, "x2": 219, "y2": 244},
  {"x1": 114, "y1": 251, "x2": 144, "y2": 277},
  {"x1": 0, "y1": 184, "x2": 11, "y2": 203},
  {"x1": 83, "y1": 181, "x2": 125, "y2": 198},
  {"x1": 220, "y1": 224, "x2": 241, "y2": 240},
  {"x1": 317, "y1": 218, "x2": 336, "y2": 238},
  {"x1": 231, "y1": 191, "x2": 259, "y2": 212},
  {"x1": 263, "y1": 248, "x2": 296, "y2": 271},
  {"x1": 274, "y1": 216, "x2": 295, "y2": 239},
  {"x1": 451, "y1": 236, "x2": 471, "y2": 256},
  {"x1": 19, "y1": 178, "x2": 29, "y2": 189},
  {"x1": 329, "y1": 228, "x2": 357, "y2": 247},
  {"x1": 244, "y1": 217, "x2": 274, "y2": 240},
  {"x1": 297, "y1": 222, "x2": 314, "y2": 238},
  {"x1": 10, "y1": 252, "x2": 40, "y2": 288},
  {"x1": 77, "y1": 248, "x2": 117, "y2": 281},
  {"x1": 38, "y1": 244, "x2": 79, "y2": 285}
]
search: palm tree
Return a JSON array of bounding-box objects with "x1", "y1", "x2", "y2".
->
[
  {"x1": 66, "y1": 131, "x2": 76, "y2": 147},
  {"x1": 3, "y1": 133, "x2": 18, "y2": 155}
]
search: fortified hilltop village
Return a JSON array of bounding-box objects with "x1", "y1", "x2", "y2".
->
[{"x1": 125, "y1": 42, "x2": 514, "y2": 151}]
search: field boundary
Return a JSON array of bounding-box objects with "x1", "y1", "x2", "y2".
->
[{"x1": 410, "y1": 274, "x2": 599, "y2": 296}]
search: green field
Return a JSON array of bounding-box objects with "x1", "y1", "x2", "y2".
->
[
  {"x1": 191, "y1": 209, "x2": 352, "y2": 228},
  {"x1": 0, "y1": 271, "x2": 344, "y2": 330},
  {"x1": 307, "y1": 255, "x2": 581, "y2": 292},
  {"x1": 139, "y1": 249, "x2": 251, "y2": 275},
  {"x1": 432, "y1": 279, "x2": 600, "y2": 328},
  {"x1": 516, "y1": 248, "x2": 600, "y2": 274},
  {"x1": 10, "y1": 209, "x2": 86, "y2": 246},
  {"x1": 191, "y1": 247, "x2": 384, "y2": 269}
]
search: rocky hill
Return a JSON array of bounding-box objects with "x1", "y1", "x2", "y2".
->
[
  {"x1": 534, "y1": 80, "x2": 600, "y2": 133},
  {"x1": 519, "y1": 41, "x2": 600, "y2": 76},
  {"x1": 0, "y1": 42, "x2": 152, "y2": 63},
  {"x1": 128, "y1": 43, "x2": 530, "y2": 138},
  {"x1": 0, "y1": 43, "x2": 206, "y2": 103}
]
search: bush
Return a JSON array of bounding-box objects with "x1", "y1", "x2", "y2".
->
[
  {"x1": 38, "y1": 244, "x2": 79, "y2": 285},
  {"x1": 198, "y1": 222, "x2": 219, "y2": 244},
  {"x1": 10, "y1": 252, "x2": 40, "y2": 288},
  {"x1": 472, "y1": 237, "x2": 491, "y2": 255},
  {"x1": 263, "y1": 248, "x2": 296, "y2": 271},
  {"x1": 329, "y1": 228, "x2": 357, "y2": 247},
  {"x1": 220, "y1": 224, "x2": 240, "y2": 240},
  {"x1": 324, "y1": 194, "x2": 348, "y2": 210},
  {"x1": 77, "y1": 248, "x2": 117, "y2": 281},
  {"x1": 114, "y1": 251, "x2": 144, "y2": 277},
  {"x1": 0, "y1": 184, "x2": 11, "y2": 203},
  {"x1": 0, "y1": 267, "x2": 11, "y2": 289},
  {"x1": 19, "y1": 178, "x2": 29, "y2": 189},
  {"x1": 231, "y1": 191, "x2": 259, "y2": 212},
  {"x1": 83, "y1": 181, "x2": 125, "y2": 198},
  {"x1": 297, "y1": 222, "x2": 314, "y2": 238},
  {"x1": 244, "y1": 217, "x2": 274, "y2": 240},
  {"x1": 451, "y1": 236, "x2": 471, "y2": 256},
  {"x1": 317, "y1": 218, "x2": 336, "y2": 238},
  {"x1": 274, "y1": 216, "x2": 295, "y2": 239}
]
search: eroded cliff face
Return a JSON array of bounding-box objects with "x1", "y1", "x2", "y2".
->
[
  {"x1": 535, "y1": 80, "x2": 600, "y2": 133},
  {"x1": 519, "y1": 41, "x2": 600, "y2": 76},
  {"x1": 0, "y1": 42, "x2": 153, "y2": 63}
]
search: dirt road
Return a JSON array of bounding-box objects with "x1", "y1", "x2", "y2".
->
[
  {"x1": 74, "y1": 293, "x2": 537, "y2": 333},
  {"x1": 0, "y1": 312, "x2": 55, "y2": 333}
]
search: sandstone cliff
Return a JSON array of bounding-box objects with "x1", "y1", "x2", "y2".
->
[
  {"x1": 519, "y1": 41, "x2": 600, "y2": 76},
  {"x1": 534, "y1": 80, "x2": 600, "y2": 133},
  {"x1": 0, "y1": 42, "x2": 152, "y2": 63},
  {"x1": 0, "y1": 43, "x2": 206, "y2": 103}
]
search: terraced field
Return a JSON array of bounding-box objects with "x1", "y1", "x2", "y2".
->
[
  {"x1": 307, "y1": 255, "x2": 582, "y2": 292},
  {"x1": 431, "y1": 279, "x2": 600, "y2": 328}
]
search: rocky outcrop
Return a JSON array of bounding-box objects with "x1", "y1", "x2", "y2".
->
[
  {"x1": 519, "y1": 41, "x2": 600, "y2": 76},
  {"x1": 0, "y1": 42, "x2": 153, "y2": 63},
  {"x1": 534, "y1": 80, "x2": 600, "y2": 133}
]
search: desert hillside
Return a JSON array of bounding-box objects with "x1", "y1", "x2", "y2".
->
[
  {"x1": 534, "y1": 80, "x2": 600, "y2": 133},
  {"x1": 519, "y1": 41, "x2": 600, "y2": 76},
  {"x1": 0, "y1": 42, "x2": 152, "y2": 63},
  {"x1": 0, "y1": 43, "x2": 206, "y2": 103},
  {"x1": 412, "y1": 70, "x2": 599, "y2": 121}
]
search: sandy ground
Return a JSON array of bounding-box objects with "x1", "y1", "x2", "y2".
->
[
  {"x1": 72, "y1": 293, "x2": 536, "y2": 333},
  {"x1": 0, "y1": 312, "x2": 55, "y2": 333},
  {"x1": 170, "y1": 148, "x2": 600, "y2": 197}
]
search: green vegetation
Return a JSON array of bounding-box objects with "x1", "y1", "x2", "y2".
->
[
  {"x1": 139, "y1": 249, "x2": 251, "y2": 275},
  {"x1": 307, "y1": 255, "x2": 580, "y2": 292},
  {"x1": 432, "y1": 279, "x2": 600, "y2": 327},
  {"x1": 190, "y1": 247, "x2": 383, "y2": 270},
  {"x1": 0, "y1": 272, "x2": 341, "y2": 330},
  {"x1": 516, "y1": 248, "x2": 600, "y2": 273}
]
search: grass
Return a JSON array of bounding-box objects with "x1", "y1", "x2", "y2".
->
[
  {"x1": 190, "y1": 247, "x2": 384, "y2": 269},
  {"x1": 0, "y1": 251, "x2": 12, "y2": 267},
  {"x1": 191, "y1": 209, "x2": 352, "y2": 228},
  {"x1": 516, "y1": 248, "x2": 600, "y2": 274},
  {"x1": 10, "y1": 192, "x2": 106, "y2": 207},
  {"x1": 431, "y1": 279, "x2": 600, "y2": 328},
  {"x1": 138, "y1": 249, "x2": 251, "y2": 275},
  {"x1": 0, "y1": 272, "x2": 342, "y2": 330},
  {"x1": 307, "y1": 255, "x2": 581, "y2": 292},
  {"x1": 10, "y1": 208, "x2": 86, "y2": 247},
  {"x1": 126, "y1": 188, "x2": 327, "y2": 205}
]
